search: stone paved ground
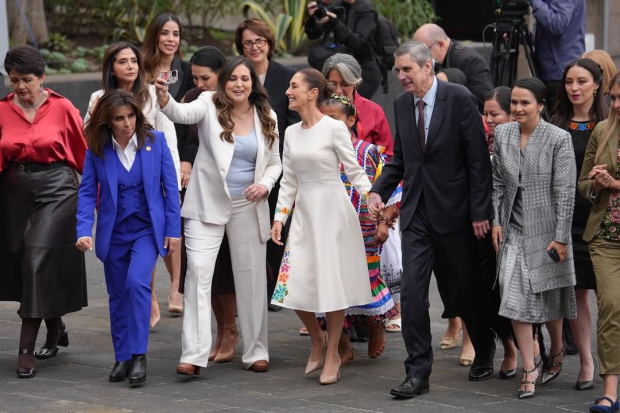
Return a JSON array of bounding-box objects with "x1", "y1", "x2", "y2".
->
[{"x1": 0, "y1": 254, "x2": 606, "y2": 413}]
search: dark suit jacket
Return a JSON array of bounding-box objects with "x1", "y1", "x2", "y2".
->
[
  {"x1": 170, "y1": 57, "x2": 198, "y2": 164},
  {"x1": 371, "y1": 80, "x2": 493, "y2": 234},
  {"x1": 264, "y1": 59, "x2": 300, "y2": 154},
  {"x1": 443, "y1": 40, "x2": 493, "y2": 112}
]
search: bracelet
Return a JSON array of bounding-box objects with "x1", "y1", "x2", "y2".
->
[{"x1": 378, "y1": 216, "x2": 396, "y2": 229}]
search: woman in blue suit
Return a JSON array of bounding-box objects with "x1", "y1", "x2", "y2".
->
[{"x1": 76, "y1": 90, "x2": 181, "y2": 385}]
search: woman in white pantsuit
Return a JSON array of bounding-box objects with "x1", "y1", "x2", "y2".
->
[{"x1": 155, "y1": 56, "x2": 281, "y2": 375}]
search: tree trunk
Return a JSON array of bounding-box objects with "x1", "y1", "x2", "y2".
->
[{"x1": 8, "y1": 0, "x2": 49, "y2": 45}]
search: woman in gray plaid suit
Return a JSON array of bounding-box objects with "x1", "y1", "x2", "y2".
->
[{"x1": 491, "y1": 77, "x2": 577, "y2": 400}]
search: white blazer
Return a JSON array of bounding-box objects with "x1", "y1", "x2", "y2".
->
[
  {"x1": 160, "y1": 91, "x2": 282, "y2": 241},
  {"x1": 84, "y1": 85, "x2": 181, "y2": 189}
]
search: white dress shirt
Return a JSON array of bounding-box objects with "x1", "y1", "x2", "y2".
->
[{"x1": 112, "y1": 133, "x2": 138, "y2": 171}]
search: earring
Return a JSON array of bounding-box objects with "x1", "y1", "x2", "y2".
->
[{"x1": 594, "y1": 90, "x2": 597, "y2": 96}]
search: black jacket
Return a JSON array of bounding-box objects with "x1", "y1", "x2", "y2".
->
[
  {"x1": 305, "y1": 0, "x2": 377, "y2": 65},
  {"x1": 442, "y1": 40, "x2": 493, "y2": 112},
  {"x1": 264, "y1": 59, "x2": 300, "y2": 154},
  {"x1": 371, "y1": 80, "x2": 493, "y2": 233},
  {"x1": 170, "y1": 57, "x2": 198, "y2": 164}
]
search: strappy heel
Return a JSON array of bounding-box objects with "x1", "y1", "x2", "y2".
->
[
  {"x1": 542, "y1": 347, "x2": 565, "y2": 385},
  {"x1": 517, "y1": 366, "x2": 539, "y2": 399},
  {"x1": 16, "y1": 349, "x2": 37, "y2": 379}
]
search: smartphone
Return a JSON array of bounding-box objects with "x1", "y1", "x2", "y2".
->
[
  {"x1": 159, "y1": 70, "x2": 179, "y2": 84},
  {"x1": 548, "y1": 248, "x2": 560, "y2": 263}
]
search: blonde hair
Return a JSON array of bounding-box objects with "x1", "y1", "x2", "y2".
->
[
  {"x1": 595, "y1": 72, "x2": 620, "y2": 163},
  {"x1": 582, "y1": 50, "x2": 617, "y2": 94}
]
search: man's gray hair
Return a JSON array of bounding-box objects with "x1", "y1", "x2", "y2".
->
[
  {"x1": 394, "y1": 41, "x2": 434, "y2": 74},
  {"x1": 321, "y1": 53, "x2": 363, "y2": 86}
]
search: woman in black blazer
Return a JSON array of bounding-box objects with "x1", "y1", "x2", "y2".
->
[
  {"x1": 142, "y1": 13, "x2": 195, "y2": 320},
  {"x1": 235, "y1": 18, "x2": 301, "y2": 309}
]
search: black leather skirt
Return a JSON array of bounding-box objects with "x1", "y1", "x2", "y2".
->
[{"x1": 0, "y1": 163, "x2": 87, "y2": 318}]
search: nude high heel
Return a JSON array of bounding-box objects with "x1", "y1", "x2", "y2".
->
[
  {"x1": 214, "y1": 327, "x2": 239, "y2": 363},
  {"x1": 305, "y1": 331, "x2": 327, "y2": 375}
]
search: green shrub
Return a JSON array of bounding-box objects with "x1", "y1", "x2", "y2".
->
[
  {"x1": 45, "y1": 32, "x2": 72, "y2": 53},
  {"x1": 372, "y1": 0, "x2": 437, "y2": 38},
  {"x1": 71, "y1": 58, "x2": 90, "y2": 73},
  {"x1": 72, "y1": 46, "x2": 89, "y2": 58},
  {"x1": 57, "y1": 68, "x2": 72, "y2": 75},
  {"x1": 45, "y1": 67, "x2": 58, "y2": 75}
]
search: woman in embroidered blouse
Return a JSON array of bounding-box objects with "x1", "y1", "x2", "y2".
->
[
  {"x1": 552, "y1": 58, "x2": 607, "y2": 392},
  {"x1": 0, "y1": 45, "x2": 87, "y2": 379},
  {"x1": 578, "y1": 72, "x2": 620, "y2": 413},
  {"x1": 270, "y1": 69, "x2": 372, "y2": 385},
  {"x1": 491, "y1": 77, "x2": 577, "y2": 399}
]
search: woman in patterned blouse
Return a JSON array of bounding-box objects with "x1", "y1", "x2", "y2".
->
[{"x1": 578, "y1": 72, "x2": 620, "y2": 413}]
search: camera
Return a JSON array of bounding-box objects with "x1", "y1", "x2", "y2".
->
[
  {"x1": 313, "y1": 0, "x2": 345, "y2": 21},
  {"x1": 494, "y1": 0, "x2": 530, "y2": 18}
]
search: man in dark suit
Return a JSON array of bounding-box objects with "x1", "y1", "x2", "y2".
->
[
  {"x1": 414, "y1": 24, "x2": 493, "y2": 112},
  {"x1": 368, "y1": 41, "x2": 495, "y2": 398}
]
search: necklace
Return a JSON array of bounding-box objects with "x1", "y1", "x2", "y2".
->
[
  {"x1": 18, "y1": 91, "x2": 46, "y2": 109},
  {"x1": 232, "y1": 107, "x2": 252, "y2": 121}
]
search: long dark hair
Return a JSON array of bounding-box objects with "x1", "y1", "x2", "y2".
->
[
  {"x1": 142, "y1": 13, "x2": 184, "y2": 82},
  {"x1": 84, "y1": 89, "x2": 154, "y2": 158},
  {"x1": 485, "y1": 86, "x2": 511, "y2": 115},
  {"x1": 552, "y1": 58, "x2": 607, "y2": 129},
  {"x1": 101, "y1": 42, "x2": 150, "y2": 109},
  {"x1": 212, "y1": 56, "x2": 277, "y2": 148},
  {"x1": 298, "y1": 68, "x2": 333, "y2": 107}
]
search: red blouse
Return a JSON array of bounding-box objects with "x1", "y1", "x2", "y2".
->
[
  {"x1": 354, "y1": 91, "x2": 394, "y2": 158},
  {"x1": 0, "y1": 89, "x2": 86, "y2": 174}
]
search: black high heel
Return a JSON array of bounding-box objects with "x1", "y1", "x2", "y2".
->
[
  {"x1": 517, "y1": 366, "x2": 539, "y2": 399},
  {"x1": 36, "y1": 325, "x2": 69, "y2": 360},
  {"x1": 542, "y1": 347, "x2": 565, "y2": 385},
  {"x1": 576, "y1": 359, "x2": 597, "y2": 391},
  {"x1": 16, "y1": 349, "x2": 37, "y2": 379}
]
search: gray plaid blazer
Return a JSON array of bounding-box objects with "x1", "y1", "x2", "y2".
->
[{"x1": 492, "y1": 119, "x2": 576, "y2": 293}]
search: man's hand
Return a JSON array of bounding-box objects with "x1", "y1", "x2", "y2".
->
[
  {"x1": 164, "y1": 237, "x2": 180, "y2": 254},
  {"x1": 75, "y1": 237, "x2": 93, "y2": 252},
  {"x1": 271, "y1": 221, "x2": 284, "y2": 246},
  {"x1": 472, "y1": 220, "x2": 490, "y2": 239},
  {"x1": 306, "y1": 1, "x2": 336, "y2": 24},
  {"x1": 367, "y1": 192, "x2": 385, "y2": 221}
]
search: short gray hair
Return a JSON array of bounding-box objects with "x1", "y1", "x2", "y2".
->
[
  {"x1": 395, "y1": 41, "x2": 435, "y2": 75},
  {"x1": 321, "y1": 53, "x2": 363, "y2": 86}
]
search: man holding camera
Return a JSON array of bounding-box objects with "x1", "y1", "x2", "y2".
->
[
  {"x1": 532, "y1": 0, "x2": 586, "y2": 109},
  {"x1": 305, "y1": 0, "x2": 381, "y2": 99}
]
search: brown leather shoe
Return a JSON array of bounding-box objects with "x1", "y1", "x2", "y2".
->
[
  {"x1": 176, "y1": 362, "x2": 201, "y2": 376},
  {"x1": 250, "y1": 360, "x2": 269, "y2": 372}
]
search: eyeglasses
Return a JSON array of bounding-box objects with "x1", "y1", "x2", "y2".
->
[{"x1": 241, "y1": 39, "x2": 267, "y2": 49}]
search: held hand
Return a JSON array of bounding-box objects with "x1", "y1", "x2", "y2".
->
[
  {"x1": 75, "y1": 237, "x2": 93, "y2": 252},
  {"x1": 244, "y1": 184, "x2": 269, "y2": 202},
  {"x1": 271, "y1": 221, "x2": 283, "y2": 246},
  {"x1": 154, "y1": 77, "x2": 171, "y2": 107},
  {"x1": 547, "y1": 241, "x2": 568, "y2": 262},
  {"x1": 374, "y1": 223, "x2": 389, "y2": 246},
  {"x1": 472, "y1": 220, "x2": 490, "y2": 239},
  {"x1": 492, "y1": 226, "x2": 503, "y2": 253},
  {"x1": 164, "y1": 237, "x2": 180, "y2": 254},
  {"x1": 180, "y1": 161, "x2": 192, "y2": 188},
  {"x1": 367, "y1": 192, "x2": 385, "y2": 220}
]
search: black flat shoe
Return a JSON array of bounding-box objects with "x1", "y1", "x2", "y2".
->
[
  {"x1": 109, "y1": 360, "x2": 131, "y2": 382},
  {"x1": 128, "y1": 354, "x2": 146, "y2": 385},
  {"x1": 16, "y1": 349, "x2": 36, "y2": 379},
  {"x1": 469, "y1": 366, "x2": 494, "y2": 381},
  {"x1": 390, "y1": 377, "x2": 429, "y2": 398},
  {"x1": 499, "y1": 368, "x2": 517, "y2": 379},
  {"x1": 36, "y1": 326, "x2": 69, "y2": 360},
  {"x1": 576, "y1": 359, "x2": 597, "y2": 391}
]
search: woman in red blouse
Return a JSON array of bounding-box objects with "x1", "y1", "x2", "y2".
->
[{"x1": 0, "y1": 45, "x2": 88, "y2": 379}]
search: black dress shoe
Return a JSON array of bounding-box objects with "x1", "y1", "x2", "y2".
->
[
  {"x1": 16, "y1": 349, "x2": 36, "y2": 379},
  {"x1": 128, "y1": 354, "x2": 146, "y2": 384},
  {"x1": 36, "y1": 327, "x2": 69, "y2": 359},
  {"x1": 109, "y1": 361, "x2": 131, "y2": 382},
  {"x1": 469, "y1": 366, "x2": 494, "y2": 381},
  {"x1": 390, "y1": 377, "x2": 430, "y2": 398},
  {"x1": 267, "y1": 303, "x2": 282, "y2": 312}
]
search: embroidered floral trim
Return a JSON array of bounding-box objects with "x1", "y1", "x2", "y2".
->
[
  {"x1": 275, "y1": 206, "x2": 290, "y2": 216},
  {"x1": 272, "y1": 246, "x2": 290, "y2": 303},
  {"x1": 569, "y1": 121, "x2": 596, "y2": 132}
]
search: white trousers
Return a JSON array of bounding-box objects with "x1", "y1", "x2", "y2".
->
[{"x1": 181, "y1": 197, "x2": 269, "y2": 368}]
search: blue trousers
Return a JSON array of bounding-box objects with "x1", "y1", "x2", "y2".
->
[{"x1": 103, "y1": 229, "x2": 158, "y2": 361}]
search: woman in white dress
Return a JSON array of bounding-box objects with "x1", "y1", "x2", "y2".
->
[{"x1": 270, "y1": 69, "x2": 372, "y2": 384}]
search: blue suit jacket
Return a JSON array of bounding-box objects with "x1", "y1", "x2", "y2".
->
[{"x1": 76, "y1": 131, "x2": 181, "y2": 261}]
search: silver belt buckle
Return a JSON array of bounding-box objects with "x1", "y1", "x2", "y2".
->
[{"x1": 18, "y1": 163, "x2": 25, "y2": 173}]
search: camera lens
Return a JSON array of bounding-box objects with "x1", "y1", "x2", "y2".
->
[{"x1": 314, "y1": 7, "x2": 326, "y2": 19}]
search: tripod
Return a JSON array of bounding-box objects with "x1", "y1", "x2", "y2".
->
[{"x1": 490, "y1": 14, "x2": 538, "y2": 87}]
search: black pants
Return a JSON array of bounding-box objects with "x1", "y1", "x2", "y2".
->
[{"x1": 400, "y1": 199, "x2": 495, "y2": 380}]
